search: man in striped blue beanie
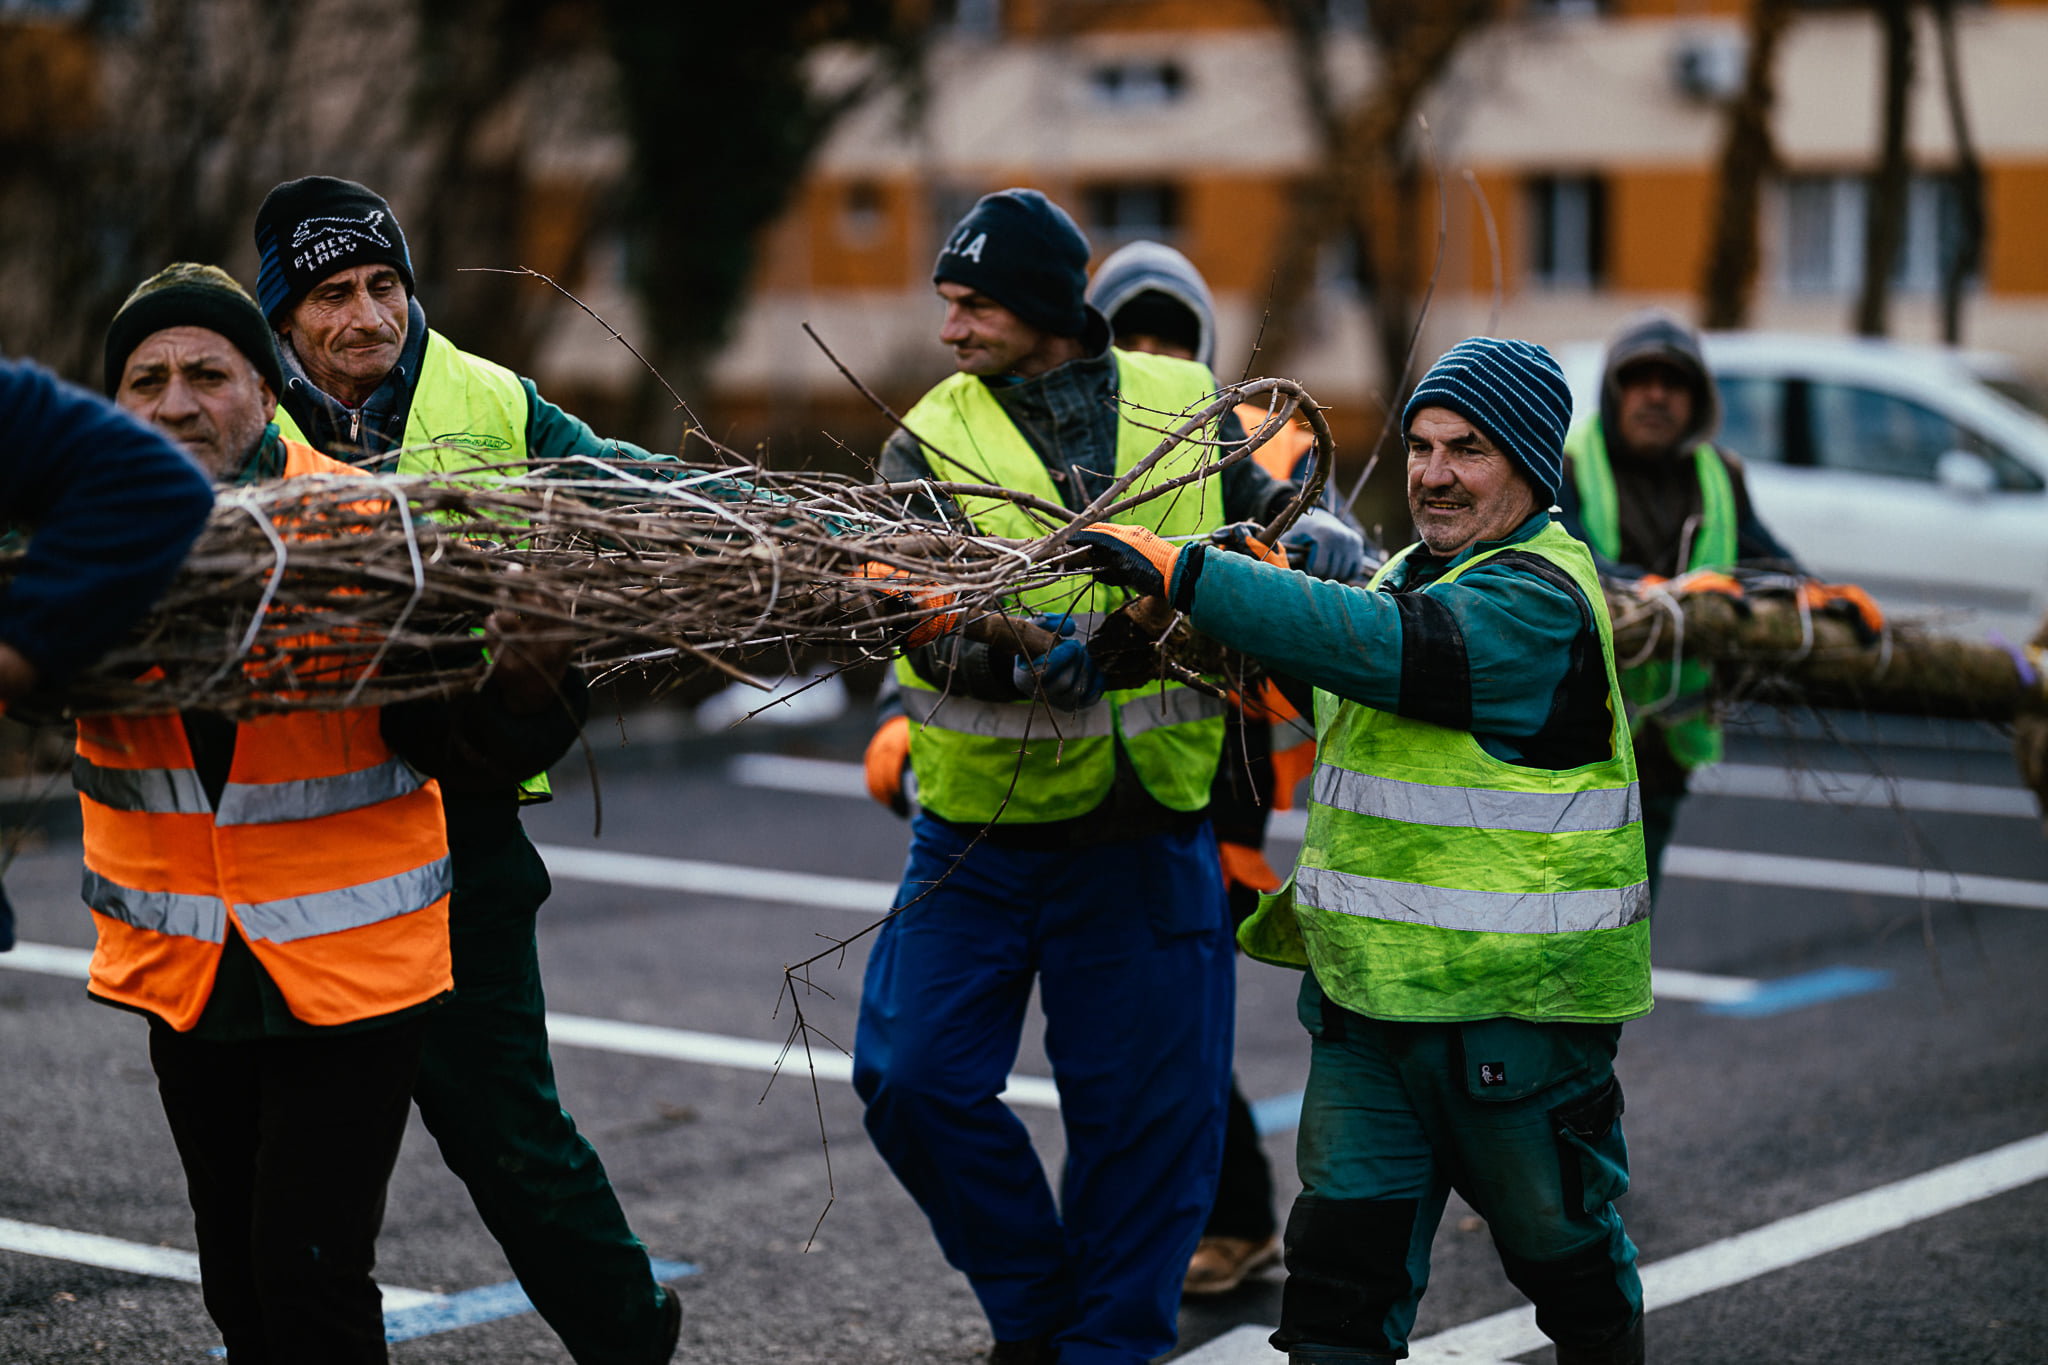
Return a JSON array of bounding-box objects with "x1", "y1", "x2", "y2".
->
[{"x1": 1069, "y1": 336, "x2": 1651, "y2": 1365}]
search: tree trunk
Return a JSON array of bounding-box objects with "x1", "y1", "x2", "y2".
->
[
  {"x1": 1931, "y1": 0, "x2": 1985, "y2": 345},
  {"x1": 1853, "y1": 0, "x2": 1916, "y2": 337},
  {"x1": 1700, "y1": 0, "x2": 1794, "y2": 329}
]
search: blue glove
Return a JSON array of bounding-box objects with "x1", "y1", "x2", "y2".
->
[
  {"x1": 1011, "y1": 616, "x2": 1107, "y2": 711},
  {"x1": 1280, "y1": 506, "x2": 1368, "y2": 582}
]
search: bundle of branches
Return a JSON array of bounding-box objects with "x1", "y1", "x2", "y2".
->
[
  {"x1": 7, "y1": 379, "x2": 1329, "y2": 720},
  {"x1": 1606, "y1": 571, "x2": 2048, "y2": 725}
]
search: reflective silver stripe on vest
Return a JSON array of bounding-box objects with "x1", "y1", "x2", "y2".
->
[
  {"x1": 215, "y1": 757, "x2": 425, "y2": 827},
  {"x1": 1295, "y1": 864, "x2": 1651, "y2": 935},
  {"x1": 72, "y1": 756, "x2": 210, "y2": 816},
  {"x1": 236, "y1": 856, "x2": 453, "y2": 944},
  {"x1": 1311, "y1": 764, "x2": 1641, "y2": 834},
  {"x1": 81, "y1": 869, "x2": 227, "y2": 943},
  {"x1": 900, "y1": 686, "x2": 1115, "y2": 741},
  {"x1": 1118, "y1": 685, "x2": 1226, "y2": 738}
]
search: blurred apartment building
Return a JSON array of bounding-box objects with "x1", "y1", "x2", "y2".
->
[{"x1": 700, "y1": 0, "x2": 2048, "y2": 455}]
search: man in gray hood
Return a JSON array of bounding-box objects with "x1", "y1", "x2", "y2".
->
[{"x1": 1557, "y1": 309, "x2": 1799, "y2": 898}]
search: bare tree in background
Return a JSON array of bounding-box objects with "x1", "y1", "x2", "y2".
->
[
  {"x1": 1259, "y1": 0, "x2": 1493, "y2": 406},
  {"x1": 1931, "y1": 0, "x2": 1985, "y2": 344},
  {"x1": 0, "y1": 0, "x2": 618, "y2": 386},
  {"x1": 1853, "y1": 0, "x2": 1916, "y2": 337},
  {"x1": 1701, "y1": 0, "x2": 1794, "y2": 329}
]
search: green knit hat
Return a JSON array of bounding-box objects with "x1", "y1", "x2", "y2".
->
[{"x1": 103, "y1": 263, "x2": 284, "y2": 398}]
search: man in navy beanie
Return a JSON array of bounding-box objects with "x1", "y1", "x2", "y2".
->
[
  {"x1": 851, "y1": 191, "x2": 1311, "y2": 1365},
  {"x1": 1069, "y1": 337, "x2": 1651, "y2": 1365}
]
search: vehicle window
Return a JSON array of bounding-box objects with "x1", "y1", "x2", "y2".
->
[
  {"x1": 1808, "y1": 382, "x2": 2043, "y2": 492},
  {"x1": 1715, "y1": 375, "x2": 1784, "y2": 464}
]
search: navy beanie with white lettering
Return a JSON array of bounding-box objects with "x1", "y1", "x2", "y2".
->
[
  {"x1": 253, "y1": 176, "x2": 416, "y2": 326},
  {"x1": 1402, "y1": 337, "x2": 1573, "y2": 505},
  {"x1": 933, "y1": 189, "x2": 1090, "y2": 338}
]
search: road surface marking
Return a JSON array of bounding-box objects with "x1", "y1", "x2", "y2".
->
[
  {"x1": 0, "y1": 943, "x2": 1064, "y2": 1110},
  {"x1": 725, "y1": 755, "x2": 2036, "y2": 822},
  {"x1": 1689, "y1": 763, "x2": 2037, "y2": 818},
  {"x1": 1661, "y1": 846, "x2": 2048, "y2": 910},
  {"x1": 534, "y1": 844, "x2": 895, "y2": 913},
  {"x1": 1175, "y1": 1128, "x2": 2048, "y2": 1365}
]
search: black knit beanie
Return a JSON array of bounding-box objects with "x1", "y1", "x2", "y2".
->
[
  {"x1": 253, "y1": 176, "x2": 415, "y2": 325},
  {"x1": 103, "y1": 263, "x2": 285, "y2": 397},
  {"x1": 933, "y1": 189, "x2": 1090, "y2": 338}
]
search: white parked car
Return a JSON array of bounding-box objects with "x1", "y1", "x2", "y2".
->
[{"x1": 1560, "y1": 333, "x2": 2048, "y2": 643}]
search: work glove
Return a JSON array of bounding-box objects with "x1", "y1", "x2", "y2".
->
[
  {"x1": 1011, "y1": 615, "x2": 1107, "y2": 712},
  {"x1": 1797, "y1": 579, "x2": 1885, "y2": 644},
  {"x1": 1068, "y1": 523, "x2": 1183, "y2": 600},
  {"x1": 855, "y1": 562, "x2": 961, "y2": 650},
  {"x1": 1209, "y1": 522, "x2": 1289, "y2": 568},
  {"x1": 863, "y1": 714, "x2": 912, "y2": 818},
  {"x1": 1279, "y1": 506, "x2": 1368, "y2": 582}
]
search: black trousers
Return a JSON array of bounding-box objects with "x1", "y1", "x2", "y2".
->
[{"x1": 149, "y1": 1017, "x2": 428, "y2": 1364}]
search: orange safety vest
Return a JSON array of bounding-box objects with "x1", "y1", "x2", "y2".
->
[
  {"x1": 1236, "y1": 402, "x2": 1316, "y2": 483},
  {"x1": 75, "y1": 439, "x2": 453, "y2": 1031}
]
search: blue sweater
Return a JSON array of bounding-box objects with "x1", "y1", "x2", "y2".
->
[{"x1": 0, "y1": 359, "x2": 214, "y2": 683}]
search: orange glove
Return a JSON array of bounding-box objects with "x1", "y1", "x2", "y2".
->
[
  {"x1": 1210, "y1": 522, "x2": 1290, "y2": 568},
  {"x1": 864, "y1": 714, "x2": 912, "y2": 817},
  {"x1": 1218, "y1": 841, "x2": 1283, "y2": 895},
  {"x1": 1797, "y1": 580, "x2": 1885, "y2": 643},
  {"x1": 1629, "y1": 573, "x2": 1670, "y2": 599},
  {"x1": 1672, "y1": 569, "x2": 1745, "y2": 601},
  {"x1": 856, "y1": 562, "x2": 961, "y2": 649},
  {"x1": 1068, "y1": 523, "x2": 1183, "y2": 599}
]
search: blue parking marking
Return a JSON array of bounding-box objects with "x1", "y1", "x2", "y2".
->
[
  {"x1": 1251, "y1": 1090, "x2": 1304, "y2": 1136},
  {"x1": 1701, "y1": 965, "x2": 1894, "y2": 1018},
  {"x1": 385, "y1": 1259, "x2": 698, "y2": 1342}
]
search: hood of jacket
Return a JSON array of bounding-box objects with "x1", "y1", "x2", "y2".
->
[
  {"x1": 1086, "y1": 240, "x2": 1218, "y2": 370},
  {"x1": 1599, "y1": 307, "x2": 1719, "y2": 457}
]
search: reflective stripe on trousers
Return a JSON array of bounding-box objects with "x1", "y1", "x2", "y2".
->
[
  {"x1": 74, "y1": 754, "x2": 424, "y2": 825},
  {"x1": 901, "y1": 687, "x2": 1114, "y2": 740},
  {"x1": 1310, "y1": 763, "x2": 1641, "y2": 835},
  {"x1": 1294, "y1": 864, "x2": 1651, "y2": 935},
  {"x1": 84, "y1": 856, "x2": 451, "y2": 945}
]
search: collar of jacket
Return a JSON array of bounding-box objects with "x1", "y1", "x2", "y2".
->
[
  {"x1": 980, "y1": 306, "x2": 1124, "y2": 511},
  {"x1": 1394, "y1": 509, "x2": 1553, "y2": 588},
  {"x1": 224, "y1": 425, "x2": 290, "y2": 487},
  {"x1": 275, "y1": 294, "x2": 429, "y2": 465}
]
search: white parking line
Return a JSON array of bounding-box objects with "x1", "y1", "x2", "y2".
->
[
  {"x1": 533, "y1": 844, "x2": 894, "y2": 913},
  {"x1": 0, "y1": 1217, "x2": 442, "y2": 1311},
  {"x1": 1177, "y1": 1129, "x2": 2048, "y2": 1365},
  {"x1": 0, "y1": 942, "x2": 1064, "y2": 1111},
  {"x1": 1662, "y1": 846, "x2": 2048, "y2": 911}
]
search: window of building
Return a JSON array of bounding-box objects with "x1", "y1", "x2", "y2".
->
[
  {"x1": 1526, "y1": 175, "x2": 1605, "y2": 289},
  {"x1": 930, "y1": 0, "x2": 1000, "y2": 35},
  {"x1": 1087, "y1": 60, "x2": 1187, "y2": 108},
  {"x1": 840, "y1": 181, "x2": 886, "y2": 248},
  {"x1": 1082, "y1": 182, "x2": 1181, "y2": 245},
  {"x1": 1779, "y1": 173, "x2": 1975, "y2": 295}
]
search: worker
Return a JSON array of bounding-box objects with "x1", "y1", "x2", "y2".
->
[
  {"x1": 1557, "y1": 308, "x2": 1876, "y2": 901},
  {"x1": 852, "y1": 190, "x2": 1363, "y2": 1365},
  {"x1": 96, "y1": 261, "x2": 570, "y2": 1361},
  {"x1": 0, "y1": 352, "x2": 213, "y2": 951},
  {"x1": 1072, "y1": 337, "x2": 1653, "y2": 1365},
  {"x1": 1085, "y1": 239, "x2": 1369, "y2": 1298},
  {"x1": 251, "y1": 177, "x2": 680, "y2": 1363}
]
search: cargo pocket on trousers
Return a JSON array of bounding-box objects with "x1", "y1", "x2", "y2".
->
[{"x1": 1551, "y1": 1075, "x2": 1629, "y2": 1217}]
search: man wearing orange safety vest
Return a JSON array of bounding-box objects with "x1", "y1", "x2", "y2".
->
[
  {"x1": 100, "y1": 263, "x2": 582, "y2": 1363},
  {"x1": 1088, "y1": 241, "x2": 1374, "y2": 1299}
]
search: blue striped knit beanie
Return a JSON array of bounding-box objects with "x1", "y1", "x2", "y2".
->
[{"x1": 1402, "y1": 337, "x2": 1572, "y2": 504}]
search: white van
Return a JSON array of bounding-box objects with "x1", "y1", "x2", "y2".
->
[{"x1": 1560, "y1": 334, "x2": 2048, "y2": 643}]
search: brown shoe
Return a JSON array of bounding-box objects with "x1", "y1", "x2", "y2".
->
[{"x1": 1183, "y1": 1233, "x2": 1282, "y2": 1296}]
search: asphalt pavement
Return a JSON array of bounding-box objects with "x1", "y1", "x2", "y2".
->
[{"x1": 2, "y1": 700, "x2": 2045, "y2": 1363}]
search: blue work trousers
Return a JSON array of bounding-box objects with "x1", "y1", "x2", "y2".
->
[
  {"x1": 1277, "y1": 975, "x2": 1643, "y2": 1364},
  {"x1": 853, "y1": 815, "x2": 1235, "y2": 1365}
]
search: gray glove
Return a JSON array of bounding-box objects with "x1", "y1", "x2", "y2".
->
[{"x1": 1281, "y1": 506, "x2": 1368, "y2": 582}]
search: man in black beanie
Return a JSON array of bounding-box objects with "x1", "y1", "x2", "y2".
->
[
  {"x1": 850, "y1": 190, "x2": 1302, "y2": 1365},
  {"x1": 252, "y1": 175, "x2": 682, "y2": 1365}
]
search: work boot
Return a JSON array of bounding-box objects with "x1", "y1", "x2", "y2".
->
[
  {"x1": 1554, "y1": 1315, "x2": 1644, "y2": 1365},
  {"x1": 1184, "y1": 1233, "x2": 1282, "y2": 1296},
  {"x1": 651, "y1": 1284, "x2": 683, "y2": 1362},
  {"x1": 987, "y1": 1335, "x2": 1057, "y2": 1364}
]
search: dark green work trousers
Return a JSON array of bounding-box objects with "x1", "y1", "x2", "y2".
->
[{"x1": 413, "y1": 819, "x2": 668, "y2": 1364}]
